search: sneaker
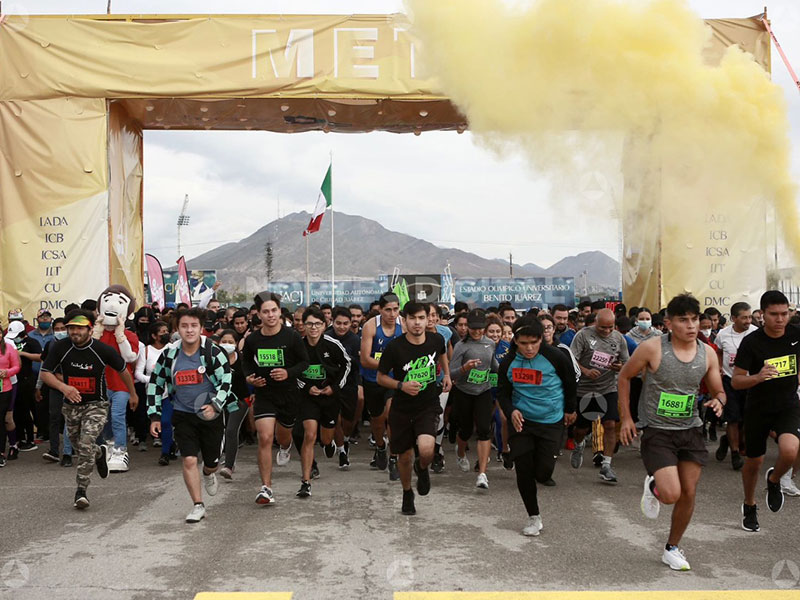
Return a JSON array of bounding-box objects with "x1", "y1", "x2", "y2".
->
[
  {"x1": 203, "y1": 472, "x2": 218, "y2": 496},
  {"x1": 7, "y1": 446, "x2": 18, "y2": 460},
  {"x1": 496, "y1": 450, "x2": 503, "y2": 463},
  {"x1": 108, "y1": 448, "x2": 130, "y2": 473},
  {"x1": 42, "y1": 450, "x2": 59, "y2": 463},
  {"x1": 476, "y1": 472, "x2": 489, "y2": 490},
  {"x1": 375, "y1": 446, "x2": 388, "y2": 471},
  {"x1": 255, "y1": 485, "x2": 275, "y2": 505},
  {"x1": 570, "y1": 440, "x2": 585, "y2": 469},
  {"x1": 368, "y1": 434, "x2": 377, "y2": 449},
  {"x1": 502, "y1": 452, "x2": 514, "y2": 471},
  {"x1": 158, "y1": 454, "x2": 170, "y2": 466},
  {"x1": 731, "y1": 451, "x2": 744, "y2": 471},
  {"x1": 338, "y1": 447, "x2": 351, "y2": 471},
  {"x1": 219, "y1": 467, "x2": 233, "y2": 480},
  {"x1": 296, "y1": 480, "x2": 311, "y2": 498},
  {"x1": 186, "y1": 503, "x2": 206, "y2": 523},
  {"x1": 456, "y1": 453, "x2": 470, "y2": 472},
  {"x1": 388, "y1": 456, "x2": 400, "y2": 481},
  {"x1": 153, "y1": 438, "x2": 162, "y2": 448},
  {"x1": 138, "y1": 441, "x2": 148, "y2": 452},
  {"x1": 324, "y1": 441, "x2": 336, "y2": 459},
  {"x1": 415, "y1": 458, "x2": 431, "y2": 495},
  {"x1": 708, "y1": 426, "x2": 717, "y2": 442},
  {"x1": 401, "y1": 489, "x2": 416, "y2": 515},
  {"x1": 542, "y1": 478, "x2": 556, "y2": 487},
  {"x1": 60, "y1": 454, "x2": 73, "y2": 467},
  {"x1": 369, "y1": 450, "x2": 378, "y2": 470},
  {"x1": 0, "y1": 454, "x2": 5, "y2": 468},
  {"x1": 741, "y1": 503, "x2": 760, "y2": 532},
  {"x1": 311, "y1": 460, "x2": 320, "y2": 480},
  {"x1": 599, "y1": 462, "x2": 618, "y2": 484},
  {"x1": 715, "y1": 434, "x2": 729, "y2": 461},
  {"x1": 780, "y1": 469, "x2": 800, "y2": 496},
  {"x1": 431, "y1": 453, "x2": 445, "y2": 474},
  {"x1": 592, "y1": 451, "x2": 604, "y2": 467},
  {"x1": 522, "y1": 515, "x2": 543, "y2": 536},
  {"x1": 74, "y1": 488, "x2": 89, "y2": 510},
  {"x1": 641, "y1": 475, "x2": 660, "y2": 519},
  {"x1": 18, "y1": 440, "x2": 37, "y2": 452},
  {"x1": 662, "y1": 546, "x2": 691, "y2": 571},
  {"x1": 95, "y1": 445, "x2": 109, "y2": 479},
  {"x1": 276, "y1": 445, "x2": 291, "y2": 467},
  {"x1": 766, "y1": 467, "x2": 784, "y2": 513}
]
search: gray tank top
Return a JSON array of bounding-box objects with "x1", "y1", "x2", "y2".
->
[{"x1": 640, "y1": 335, "x2": 705, "y2": 430}]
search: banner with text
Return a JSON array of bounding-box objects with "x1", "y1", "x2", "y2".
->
[
  {"x1": 454, "y1": 277, "x2": 575, "y2": 310},
  {"x1": 269, "y1": 280, "x2": 386, "y2": 310}
]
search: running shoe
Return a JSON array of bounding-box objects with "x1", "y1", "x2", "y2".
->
[
  {"x1": 570, "y1": 440, "x2": 585, "y2": 469},
  {"x1": 780, "y1": 470, "x2": 800, "y2": 496},
  {"x1": 766, "y1": 467, "x2": 784, "y2": 513},
  {"x1": 7, "y1": 446, "x2": 18, "y2": 460},
  {"x1": 324, "y1": 441, "x2": 336, "y2": 459},
  {"x1": 368, "y1": 434, "x2": 377, "y2": 449},
  {"x1": 0, "y1": 455, "x2": 5, "y2": 468},
  {"x1": 203, "y1": 472, "x2": 218, "y2": 496},
  {"x1": 95, "y1": 444, "x2": 109, "y2": 479},
  {"x1": 256, "y1": 485, "x2": 275, "y2": 505},
  {"x1": 296, "y1": 480, "x2": 311, "y2": 498},
  {"x1": 715, "y1": 434, "x2": 729, "y2": 461},
  {"x1": 276, "y1": 445, "x2": 291, "y2": 466},
  {"x1": 108, "y1": 447, "x2": 130, "y2": 473},
  {"x1": 599, "y1": 463, "x2": 618, "y2": 484},
  {"x1": 731, "y1": 451, "x2": 744, "y2": 471},
  {"x1": 522, "y1": 515, "x2": 543, "y2": 536},
  {"x1": 389, "y1": 456, "x2": 400, "y2": 481},
  {"x1": 476, "y1": 472, "x2": 489, "y2": 490},
  {"x1": 185, "y1": 503, "x2": 206, "y2": 523},
  {"x1": 741, "y1": 503, "x2": 759, "y2": 532},
  {"x1": 456, "y1": 453, "x2": 470, "y2": 472},
  {"x1": 219, "y1": 467, "x2": 233, "y2": 480},
  {"x1": 158, "y1": 454, "x2": 170, "y2": 466},
  {"x1": 18, "y1": 440, "x2": 37, "y2": 452},
  {"x1": 42, "y1": 450, "x2": 59, "y2": 463},
  {"x1": 502, "y1": 452, "x2": 514, "y2": 471},
  {"x1": 641, "y1": 475, "x2": 660, "y2": 519},
  {"x1": 592, "y1": 451, "x2": 604, "y2": 467},
  {"x1": 401, "y1": 489, "x2": 416, "y2": 515},
  {"x1": 311, "y1": 460, "x2": 320, "y2": 480},
  {"x1": 662, "y1": 546, "x2": 691, "y2": 571},
  {"x1": 542, "y1": 478, "x2": 556, "y2": 487},
  {"x1": 152, "y1": 438, "x2": 162, "y2": 448},
  {"x1": 60, "y1": 454, "x2": 73, "y2": 468},
  {"x1": 338, "y1": 445, "x2": 351, "y2": 471},
  {"x1": 415, "y1": 459, "x2": 431, "y2": 495},
  {"x1": 369, "y1": 450, "x2": 378, "y2": 470},
  {"x1": 431, "y1": 453, "x2": 445, "y2": 474},
  {"x1": 375, "y1": 446, "x2": 388, "y2": 471},
  {"x1": 74, "y1": 488, "x2": 89, "y2": 510}
]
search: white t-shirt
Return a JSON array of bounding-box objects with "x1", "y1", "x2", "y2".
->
[
  {"x1": 715, "y1": 324, "x2": 758, "y2": 378},
  {"x1": 134, "y1": 344, "x2": 166, "y2": 384}
]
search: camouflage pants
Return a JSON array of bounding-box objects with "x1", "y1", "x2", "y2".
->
[{"x1": 63, "y1": 401, "x2": 108, "y2": 489}]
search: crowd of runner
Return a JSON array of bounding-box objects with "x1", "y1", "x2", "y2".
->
[{"x1": 1, "y1": 289, "x2": 799, "y2": 572}]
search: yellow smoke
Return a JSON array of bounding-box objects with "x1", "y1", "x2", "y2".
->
[{"x1": 407, "y1": 0, "x2": 798, "y2": 303}]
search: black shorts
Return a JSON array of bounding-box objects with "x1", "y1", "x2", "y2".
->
[
  {"x1": 339, "y1": 387, "x2": 358, "y2": 422},
  {"x1": 363, "y1": 380, "x2": 392, "y2": 418},
  {"x1": 744, "y1": 402, "x2": 800, "y2": 458},
  {"x1": 576, "y1": 391, "x2": 619, "y2": 428},
  {"x1": 388, "y1": 402, "x2": 442, "y2": 455},
  {"x1": 508, "y1": 420, "x2": 563, "y2": 479},
  {"x1": 640, "y1": 426, "x2": 708, "y2": 474},
  {"x1": 253, "y1": 389, "x2": 297, "y2": 429},
  {"x1": 171, "y1": 409, "x2": 225, "y2": 467},
  {"x1": 299, "y1": 394, "x2": 339, "y2": 429},
  {"x1": 722, "y1": 375, "x2": 747, "y2": 424}
]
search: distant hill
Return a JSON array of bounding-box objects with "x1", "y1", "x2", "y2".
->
[{"x1": 186, "y1": 211, "x2": 619, "y2": 293}]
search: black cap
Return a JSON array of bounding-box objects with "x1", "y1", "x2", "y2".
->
[{"x1": 467, "y1": 308, "x2": 487, "y2": 329}]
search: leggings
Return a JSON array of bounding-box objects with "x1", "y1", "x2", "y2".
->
[
  {"x1": 512, "y1": 422, "x2": 562, "y2": 517},
  {"x1": 13, "y1": 379, "x2": 34, "y2": 443},
  {"x1": 452, "y1": 386, "x2": 493, "y2": 442},
  {"x1": 7, "y1": 384, "x2": 17, "y2": 447},
  {"x1": 48, "y1": 390, "x2": 73, "y2": 455},
  {"x1": 223, "y1": 399, "x2": 248, "y2": 469},
  {"x1": 0, "y1": 391, "x2": 11, "y2": 454},
  {"x1": 131, "y1": 383, "x2": 150, "y2": 443},
  {"x1": 160, "y1": 397, "x2": 174, "y2": 457}
]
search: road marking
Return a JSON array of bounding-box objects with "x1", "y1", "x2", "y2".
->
[
  {"x1": 194, "y1": 594, "x2": 293, "y2": 599},
  {"x1": 396, "y1": 593, "x2": 800, "y2": 600}
]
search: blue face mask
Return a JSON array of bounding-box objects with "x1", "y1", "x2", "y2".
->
[
  {"x1": 54, "y1": 331, "x2": 68, "y2": 340},
  {"x1": 637, "y1": 320, "x2": 652, "y2": 331},
  {"x1": 39, "y1": 321, "x2": 52, "y2": 330}
]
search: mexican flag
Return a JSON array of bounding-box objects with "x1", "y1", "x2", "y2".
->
[{"x1": 303, "y1": 162, "x2": 332, "y2": 236}]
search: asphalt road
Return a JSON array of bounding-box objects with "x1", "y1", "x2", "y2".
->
[{"x1": 1, "y1": 432, "x2": 799, "y2": 600}]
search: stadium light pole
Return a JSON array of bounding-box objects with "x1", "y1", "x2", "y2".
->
[{"x1": 177, "y1": 194, "x2": 191, "y2": 260}]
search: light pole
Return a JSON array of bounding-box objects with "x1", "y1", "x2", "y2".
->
[{"x1": 177, "y1": 194, "x2": 190, "y2": 259}]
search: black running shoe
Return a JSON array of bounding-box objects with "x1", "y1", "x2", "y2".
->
[
  {"x1": 7, "y1": 446, "x2": 19, "y2": 460},
  {"x1": 369, "y1": 450, "x2": 378, "y2": 470},
  {"x1": 324, "y1": 441, "x2": 336, "y2": 459},
  {"x1": 431, "y1": 453, "x2": 445, "y2": 474},
  {"x1": 388, "y1": 456, "x2": 400, "y2": 481},
  {"x1": 338, "y1": 446, "x2": 350, "y2": 471},
  {"x1": 376, "y1": 446, "x2": 388, "y2": 471},
  {"x1": 60, "y1": 454, "x2": 73, "y2": 468},
  {"x1": 766, "y1": 467, "x2": 784, "y2": 513},
  {"x1": 0, "y1": 454, "x2": 5, "y2": 468},
  {"x1": 592, "y1": 451, "x2": 603, "y2": 468},
  {"x1": 42, "y1": 450, "x2": 59, "y2": 463},
  {"x1": 542, "y1": 478, "x2": 556, "y2": 487},
  {"x1": 742, "y1": 503, "x2": 760, "y2": 532},
  {"x1": 74, "y1": 488, "x2": 89, "y2": 509},
  {"x1": 731, "y1": 451, "x2": 744, "y2": 471},
  {"x1": 296, "y1": 480, "x2": 311, "y2": 498},
  {"x1": 414, "y1": 458, "x2": 431, "y2": 496},
  {"x1": 311, "y1": 460, "x2": 320, "y2": 480},
  {"x1": 158, "y1": 454, "x2": 170, "y2": 466},
  {"x1": 401, "y1": 489, "x2": 416, "y2": 515},
  {"x1": 96, "y1": 445, "x2": 109, "y2": 479},
  {"x1": 716, "y1": 434, "x2": 729, "y2": 461},
  {"x1": 502, "y1": 452, "x2": 514, "y2": 471}
]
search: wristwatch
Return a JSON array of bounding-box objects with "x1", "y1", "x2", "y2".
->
[{"x1": 397, "y1": 381, "x2": 403, "y2": 391}]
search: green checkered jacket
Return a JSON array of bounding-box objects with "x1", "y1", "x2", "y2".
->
[{"x1": 146, "y1": 336, "x2": 232, "y2": 419}]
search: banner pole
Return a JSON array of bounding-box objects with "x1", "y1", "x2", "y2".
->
[
  {"x1": 305, "y1": 233, "x2": 310, "y2": 306},
  {"x1": 330, "y1": 153, "x2": 335, "y2": 306}
]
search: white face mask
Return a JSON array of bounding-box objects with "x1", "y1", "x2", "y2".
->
[
  {"x1": 637, "y1": 320, "x2": 652, "y2": 331},
  {"x1": 701, "y1": 329, "x2": 712, "y2": 338},
  {"x1": 54, "y1": 331, "x2": 69, "y2": 340},
  {"x1": 220, "y1": 343, "x2": 236, "y2": 355}
]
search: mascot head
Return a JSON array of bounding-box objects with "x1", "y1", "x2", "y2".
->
[{"x1": 97, "y1": 285, "x2": 137, "y2": 326}]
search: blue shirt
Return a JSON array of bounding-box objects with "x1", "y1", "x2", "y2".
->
[
  {"x1": 557, "y1": 329, "x2": 576, "y2": 347},
  {"x1": 28, "y1": 329, "x2": 53, "y2": 375},
  {"x1": 172, "y1": 348, "x2": 217, "y2": 414},
  {"x1": 623, "y1": 334, "x2": 638, "y2": 357},
  {"x1": 506, "y1": 353, "x2": 564, "y2": 425}
]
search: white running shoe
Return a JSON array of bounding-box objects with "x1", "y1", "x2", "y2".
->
[
  {"x1": 456, "y1": 453, "x2": 470, "y2": 472},
  {"x1": 522, "y1": 515, "x2": 543, "y2": 536},
  {"x1": 108, "y1": 447, "x2": 130, "y2": 473},
  {"x1": 662, "y1": 546, "x2": 691, "y2": 571},
  {"x1": 185, "y1": 503, "x2": 206, "y2": 523},
  {"x1": 476, "y1": 473, "x2": 489, "y2": 489},
  {"x1": 203, "y1": 472, "x2": 218, "y2": 496},
  {"x1": 276, "y1": 445, "x2": 291, "y2": 467},
  {"x1": 641, "y1": 475, "x2": 660, "y2": 519},
  {"x1": 780, "y1": 469, "x2": 800, "y2": 497},
  {"x1": 255, "y1": 485, "x2": 275, "y2": 505},
  {"x1": 219, "y1": 467, "x2": 233, "y2": 480}
]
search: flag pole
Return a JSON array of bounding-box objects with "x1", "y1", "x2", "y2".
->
[
  {"x1": 330, "y1": 153, "x2": 334, "y2": 305},
  {"x1": 305, "y1": 232, "x2": 310, "y2": 306}
]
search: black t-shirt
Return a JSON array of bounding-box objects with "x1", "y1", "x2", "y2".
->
[
  {"x1": 242, "y1": 326, "x2": 309, "y2": 397},
  {"x1": 41, "y1": 338, "x2": 126, "y2": 403},
  {"x1": 229, "y1": 355, "x2": 249, "y2": 406},
  {"x1": 13, "y1": 336, "x2": 42, "y2": 381},
  {"x1": 734, "y1": 326, "x2": 800, "y2": 411},
  {"x1": 378, "y1": 332, "x2": 445, "y2": 413},
  {"x1": 326, "y1": 328, "x2": 361, "y2": 391}
]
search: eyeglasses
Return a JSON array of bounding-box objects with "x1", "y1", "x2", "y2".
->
[{"x1": 305, "y1": 322, "x2": 324, "y2": 329}]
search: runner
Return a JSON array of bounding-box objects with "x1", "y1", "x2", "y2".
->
[
  {"x1": 732, "y1": 290, "x2": 800, "y2": 532},
  {"x1": 619, "y1": 294, "x2": 725, "y2": 571},
  {"x1": 40, "y1": 310, "x2": 136, "y2": 509},
  {"x1": 570, "y1": 308, "x2": 629, "y2": 483},
  {"x1": 360, "y1": 293, "x2": 403, "y2": 476},
  {"x1": 426, "y1": 303, "x2": 453, "y2": 474},
  {"x1": 217, "y1": 329, "x2": 250, "y2": 481},
  {"x1": 486, "y1": 314, "x2": 512, "y2": 468},
  {"x1": 328, "y1": 306, "x2": 361, "y2": 470},
  {"x1": 135, "y1": 321, "x2": 173, "y2": 465},
  {"x1": 0, "y1": 330, "x2": 21, "y2": 468},
  {"x1": 376, "y1": 301, "x2": 451, "y2": 515},
  {"x1": 242, "y1": 292, "x2": 309, "y2": 506},
  {"x1": 497, "y1": 316, "x2": 577, "y2": 536},
  {"x1": 294, "y1": 307, "x2": 351, "y2": 497},
  {"x1": 713, "y1": 302, "x2": 757, "y2": 471},
  {"x1": 147, "y1": 308, "x2": 232, "y2": 522}
]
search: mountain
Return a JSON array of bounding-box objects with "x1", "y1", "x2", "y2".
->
[
  {"x1": 545, "y1": 251, "x2": 620, "y2": 289},
  {"x1": 186, "y1": 211, "x2": 619, "y2": 293}
]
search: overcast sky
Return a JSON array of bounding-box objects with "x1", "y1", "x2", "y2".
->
[{"x1": 8, "y1": 0, "x2": 800, "y2": 272}]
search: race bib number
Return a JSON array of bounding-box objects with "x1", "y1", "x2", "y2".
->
[
  {"x1": 373, "y1": 351, "x2": 383, "y2": 361},
  {"x1": 765, "y1": 355, "x2": 798, "y2": 378},
  {"x1": 656, "y1": 392, "x2": 695, "y2": 419},
  {"x1": 467, "y1": 369, "x2": 489, "y2": 384},
  {"x1": 302, "y1": 364, "x2": 327, "y2": 380},
  {"x1": 728, "y1": 353, "x2": 736, "y2": 366},
  {"x1": 257, "y1": 348, "x2": 284, "y2": 367},
  {"x1": 175, "y1": 370, "x2": 203, "y2": 386},
  {"x1": 512, "y1": 368, "x2": 542, "y2": 385},
  {"x1": 405, "y1": 366, "x2": 435, "y2": 390},
  {"x1": 488, "y1": 373, "x2": 498, "y2": 388},
  {"x1": 589, "y1": 350, "x2": 614, "y2": 369},
  {"x1": 68, "y1": 376, "x2": 96, "y2": 394}
]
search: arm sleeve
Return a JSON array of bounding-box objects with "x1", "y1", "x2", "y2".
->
[
  {"x1": 97, "y1": 341, "x2": 127, "y2": 372},
  {"x1": 146, "y1": 351, "x2": 169, "y2": 419},
  {"x1": 285, "y1": 331, "x2": 310, "y2": 380},
  {"x1": 496, "y1": 352, "x2": 515, "y2": 421},
  {"x1": 5, "y1": 345, "x2": 21, "y2": 378},
  {"x1": 449, "y1": 341, "x2": 467, "y2": 382},
  {"x1": 210, "y1": 346, "x2": 232, "y2": 413},
  {"x1": 552, "y1": 348, "x2": 577, "y2": 414},
  {"x1": 134, "y1": 345, "x2": 149, "y2": 384},
  {"x1": 116, "y1": 331, "x2": 138, "y2": 363}
]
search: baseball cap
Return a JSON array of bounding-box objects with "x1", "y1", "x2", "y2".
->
[
  {"x1": 66, "y1": 312, "x2": 95, "y2": 328},
  {"x1": 7, "y1": 309, "x2": 23, "y2": 321},
  {"x1": 5, "y1": 321, "x2": 25, "y2": 338},
  {"x1": 467, "y1": 308, "x2": 487, "y2": 329},
  {"x1": 37, "y1": 309, "x2": 52, "y2": 318}
]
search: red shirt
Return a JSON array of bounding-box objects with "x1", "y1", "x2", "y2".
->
[{"x1": 99, "y1": 329, "x2": 139, "y2": 391}]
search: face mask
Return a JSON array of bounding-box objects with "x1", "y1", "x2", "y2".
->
[
  {"x1": 39, "y1": 321, "x2": 52, "y2": 330},
  {"x1": 158, "y1": 334, "x2": 170, "y2": 345},
  {"x1": 220, "y1": 343, "x2": 236, "y2": 355},
  {"x1": 54, "y1": 331, "x2": 68, "y2": 340},
  {"x1": 637, "y1": 320, "x2": 651, "y2": 331},
  {"x1": 701, "y1": 329, "x2": 712, "y2": 338}
]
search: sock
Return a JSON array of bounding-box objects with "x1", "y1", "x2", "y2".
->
[
  {"x1": 665, "y1": 543, "x2": 675, "y2": 551},
  {"x1": 602, "y1": 455, "x2": 612, "y2": 466},
  {"x1": 194, "y1": 502, "x2": 204, "y2": 506},
  {"x1": 336, "y1": 445, "x2": 344, "y2": 455}
]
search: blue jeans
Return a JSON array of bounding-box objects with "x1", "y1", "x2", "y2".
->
[
  {"x1": 160, "y1": 397, "x2": 174, "y2": 456},
  {"x1": 103, "y1": 390, "x2": 129, "y2": 448}
]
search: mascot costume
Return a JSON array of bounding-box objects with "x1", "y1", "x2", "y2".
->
[{"x1": 93, "y1": 285, "x2": 139, "y2": 472}]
